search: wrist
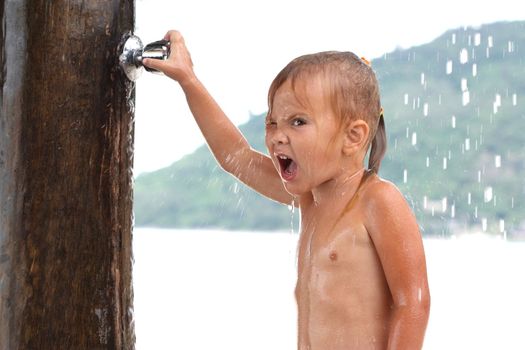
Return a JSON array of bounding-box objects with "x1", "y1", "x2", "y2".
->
[{"x1": 179, "y1": 74, "x2": 199, "y2": 90}]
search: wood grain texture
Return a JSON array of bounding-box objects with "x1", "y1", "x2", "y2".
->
[{"x1": 1, "y1": 1, "x2": 136, "y2": 348}]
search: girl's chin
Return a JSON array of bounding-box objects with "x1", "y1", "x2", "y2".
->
[{"x1": 283, "y1": 181, "x2": 310, "y2": 197}]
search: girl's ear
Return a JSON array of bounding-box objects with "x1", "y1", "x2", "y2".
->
[{"x1": 342, "y1": 119, "x2": 370, "y2": 156}]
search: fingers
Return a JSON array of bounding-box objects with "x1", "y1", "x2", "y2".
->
[
  {"x1": 164, "y1": 30, "x2": 184, "y2": 44},
  {"x1": 142, "y1": 57, "x2": 166, "y2": 72}
]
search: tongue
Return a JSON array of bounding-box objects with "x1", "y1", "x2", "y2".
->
[{"x1": 283, "y1": 160, "x2": 297, "y2": 179}]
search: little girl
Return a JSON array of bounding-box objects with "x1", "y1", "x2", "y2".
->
[{"x1": 144, "y1": 30, "x2": 430, "y2": 350}]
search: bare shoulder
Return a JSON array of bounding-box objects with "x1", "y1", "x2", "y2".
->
[
  {"x1": 360, "y1": 173, "x2": 407, "y2": 209},
  {"x1": 358, "y1": 173, "x2": 418, "y2": 236}
]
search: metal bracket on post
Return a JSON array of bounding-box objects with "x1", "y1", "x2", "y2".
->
[{"x1": 119, "y1": 34, "x2": 170, "y2": 81}]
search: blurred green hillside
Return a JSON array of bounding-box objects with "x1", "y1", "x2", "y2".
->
[{"x1": 134, "y1": 21, "x2": 525, "y2": 237}]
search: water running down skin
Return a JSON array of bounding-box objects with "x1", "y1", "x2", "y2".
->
[{"x1": 144, "y1": 30, "x2": 430, "y2": 350}]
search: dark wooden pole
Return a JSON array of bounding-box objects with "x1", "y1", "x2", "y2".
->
[{"x1": 1, "y1": 1, "x2": 135, "y2": 349}]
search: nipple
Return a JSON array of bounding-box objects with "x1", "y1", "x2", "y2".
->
[{"x1": 329, "y1": 251, "x2": 338, "y2": 261}]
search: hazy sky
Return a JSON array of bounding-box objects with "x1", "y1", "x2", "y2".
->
[{"x1": 133, "y1": 0, "x2": 523, "y2": 175}]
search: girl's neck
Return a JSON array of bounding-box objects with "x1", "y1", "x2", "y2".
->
[{"x1": 311, "y1": 166, "x2": 365, "y2": 207}]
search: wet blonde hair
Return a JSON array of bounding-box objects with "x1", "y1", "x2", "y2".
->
[{"x1": 267, "y1": 51, "x2": 386, "y2": 173}]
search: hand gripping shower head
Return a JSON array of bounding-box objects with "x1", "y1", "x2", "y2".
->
[{"x1": 119, "y1": 34, "x2": 171, "y2": 81}]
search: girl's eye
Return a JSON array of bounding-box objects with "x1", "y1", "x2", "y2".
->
[{"x1": 291, "y1": 118, "x2": 306, "y2": 126}]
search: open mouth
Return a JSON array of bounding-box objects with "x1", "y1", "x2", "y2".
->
[{"x1": 277, "y1": 154, "x2": 298, "y2": 181}]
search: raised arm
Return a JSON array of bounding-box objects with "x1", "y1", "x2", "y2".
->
[
  {"x1": 143, "y1": 30, "x2": 293, "y2": 205},
  {"x1": 364, "y1": 180, "x2": 431, "y2": 350}
]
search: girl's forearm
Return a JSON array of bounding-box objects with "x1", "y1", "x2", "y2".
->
[{"x1": 180, "y1": 76, "x2": 251, "y2": 172}]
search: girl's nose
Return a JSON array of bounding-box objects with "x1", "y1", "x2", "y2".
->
[{"x1": 270, "y1": 127, "x2": 289, "y2": 145}]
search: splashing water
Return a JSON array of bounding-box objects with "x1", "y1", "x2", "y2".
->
[
  {"x1": 465, "y1": 138, "x2": 471, "y2": 151},
  {"x1": 495, "y1": 155, "x2": 501, "y2": 168},
  {"x1": 484, "y1": 187, "x2": 493, "y2": 203},
  {"x1": 513, "y1": 93, "x2": 517, "y2": 106},
  {"x1": 403, "y1": 169, "x2": 408, "y2": 184},
  {"x1": 493, "y1": 94, "x2": 501, "y2": 114},
  {"x1": 474, "y1": 33, "x2": 481, "y2": 46},
  {"x1": 472, "y1": 64, "x2": 477, "y2": 77},
  {"x1": 287, "y1": 197, "x2": 296, "y2": 235},
  {"x1": 461, "y1": 78, "x2": 468, "y2": 91},
  {"x1": 442, "y1": 197, "x2": 448, "y2": 213},
  {"x1": 460, "y1": 48, "x2": 469, "y2": 64},
  {"x1": 446, "y1": 60, "x2": 453, "y2": 75},
  {"x1": 412, "y1": 132, "x2": 417, "y2": 146},
  {"x1": 482, "y1": 218, "x2": 488, "y2": 232},
  {"x1": 461, "y1": 79, "x2": 470, "y2": 105}
]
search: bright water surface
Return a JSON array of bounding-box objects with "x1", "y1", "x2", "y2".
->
[{"x1": 133, "y1": 228, "x2": 525, "y2": 350}]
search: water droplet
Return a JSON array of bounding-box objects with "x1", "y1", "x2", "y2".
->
[
  {"x1": 474, "y1": 206, "x2": 478, "y2": 218},
  {"x1": 495, "y1": 155, "x2": 501, "y2": 168},
  {"x1": 488, "y1": 36, "x2": 493, "y2": 48},
  {"x1": 452, "y1": 33, "x2": 456, "y2": 45},
  {"x1": 288, "y1": 197, "x2": 296, "y2": 234},
  {"x1": 451, "y1": 115, "x2": 456, "y2": 128},
  {"x1": 403, "y1": 169, "x2": 408, "y2": 183},
  {"x1": 420, "y1": 73, "x2": 425, "y2": 86},
  {"x1": 426, "y1": 157, "x2": 430, "y2": 167},
  {"x1": 460, "y1": 48, "x2": 469, "y2": 64},
  {"x1": 446, "y1": 60, "x2": 453, "y2": 74},
  {"x1": 423, "y1": 103, "x2": 429, "y2": 116},
  {"x1": 472, "y1": 64, "x2": 477, "y2": 77},
  {"x1": 423, "y1": 196, "x2": 428, "y2": 209},
  {"x1": 511, "y1": 197, "x2": 514, "y2": 208},
  {"x1": 412, "y1": 132, "x2": 417, "y2": 146},
  {"x1": 513, "y1": 93, "x2": 517, "y2": 106},
  {"x1": 442, "y1": 197, "x2": 447, "y2": 212},
  {"x1": 482, "y1": 218, "x2": 488, "y2": 232},
  {"x1": 468, "y1": 192, "x2": 472, "y2": 205},
  {"x1": 443, "y1": 157, "x2": 447, "y2": 170},
  {"x1": 484, "y1": 187, "x2": 493, "y2": 203},
  {"x1": 465, "y1": 138, "x2": 470, "y2": 151},
  {"x1": 508, "y1": 41, "x2": 514, "y2": 53},
  {"x1": 451, "y1": 203, "x2": 456, "y2": 218},
  {"x1": 461, "y1": 79, "x2": 468, "y2": 91},
  {"x1": 493, "y1": 94, "x2": 502, "y2": 114},
  {"x1": 477, "y1": 170, "x2": 482, "y2": 183},
  {"x1": 462, "y1": 91, "x2": 470, "y2": 106},
  {"x1": 474, "y1": 33, "x2": 481, "y2": 46},
  {"x1": 404, "y1": 93, "x2": 409, "y2": 105},
  {"x1": 406, "y1": 127, "x2": 410, "y2": 138}
]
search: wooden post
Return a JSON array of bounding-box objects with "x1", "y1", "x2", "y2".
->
[{"x1": 0, "y1": 1, "x2": 135, "y2": 349}]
